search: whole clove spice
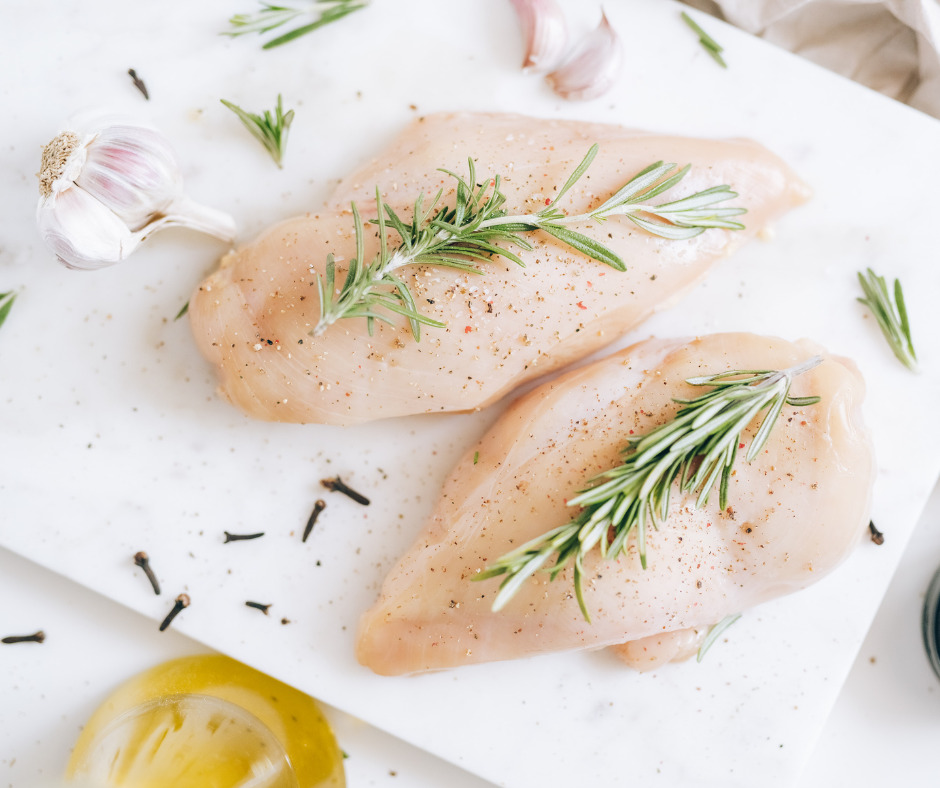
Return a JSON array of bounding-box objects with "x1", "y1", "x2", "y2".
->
[
  {"x1": 321, "y1": 476, "x2": 370, "y2": 506},
  {"x1": 245, "y1": 601, "x2": 272, "y2": 615},
  {"x1": 159, "y1": 594, "x2": 190, "y2": 631},
  {"x1": 303, "y1": 499, "x2": 327, "y2": 542},
  {"x1": 133, "y1": 551, "x2": 161, "y2": 595},
  {"x1": 223, "y1": 531, "x2": 265, "y2": 543},
  {"x1": 128, "y1": 68, "x2": 149, "y2": 99},
  {"x1": 2, "y1": 630, "x2": 45, "y2": 645},
  {"x1": 868, "y1": 521, "x2": 885, "y2": 545}
]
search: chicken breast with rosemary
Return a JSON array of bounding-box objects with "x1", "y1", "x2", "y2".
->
[
  {"x1": 189, "y1": 113, "x2": 809, "y2": 425},
  {"x1": 355, "y1": 333, "x2": 874, "y2": 676}
]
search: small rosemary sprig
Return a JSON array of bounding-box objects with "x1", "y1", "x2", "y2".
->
[
  {"x1": 857, "y1": 268, "x2": 916, "y2": 371},
  {"x1": 474, "y1": 356, "x2": 822, "y2": 621},
  {"x1": 314, "y1": 145, "x2": 746, "y2": 340},
  {"x1": 221, "y1": 94, "x2": 294, "y2": 168},
  {"x1": 681, "y1": 11, "x2": 727, "y2": 68},
  {"x1": 225, "y1": 1, "x2": 367, "y2": 49},
  {"x1": 0, "y1": 291, "x2": 17, "y2": 331}
]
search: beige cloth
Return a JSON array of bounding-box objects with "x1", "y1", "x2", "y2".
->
[{"x1": 683, "y1": 0, "x2": 940, "y2": 118}]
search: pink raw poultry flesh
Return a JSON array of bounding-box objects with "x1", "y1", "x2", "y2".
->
[
  {"x1": 188, "y1": 113, "x2": 809, "y2": 425},
  {"x1": 356, "y1": 333, "x2": 874, "y2": 675}
]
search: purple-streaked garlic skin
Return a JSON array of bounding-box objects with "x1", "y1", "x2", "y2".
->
[
  {"x1": 76, "y1": 125, "x2": 182, "y2": 231},
  {"x1": 510, "y1": 0, "x2": 568, "y2": 73},
  {"x1": 35, "y1": 118, "x2": 235, "y2": 271},
  {"x1": 546, "y1": 11, "x2": 623, "y2": 101}
]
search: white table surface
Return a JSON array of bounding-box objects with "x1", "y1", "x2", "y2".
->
[
  {"x1": 4, "y1": 478, "x2": 940, "y2": 788},
  {"x1": 4, "y1": 2, "x2": 940, "y2": 785}
]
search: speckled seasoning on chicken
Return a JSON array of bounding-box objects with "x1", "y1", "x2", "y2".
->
[
  {"x1": 188, "y1": 113, "x2": 809, "y2": 426},
  {"x1": 355, "y1": 333, "x2": 875, "y2": 676}
]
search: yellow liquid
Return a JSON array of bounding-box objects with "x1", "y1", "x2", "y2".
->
[{"x1": 66, "y1": 655, "x2": 345, "y2": 788}]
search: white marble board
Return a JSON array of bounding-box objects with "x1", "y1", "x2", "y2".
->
[{"x1": 2, "y1": 1, "x2": 940, "y2": 786}]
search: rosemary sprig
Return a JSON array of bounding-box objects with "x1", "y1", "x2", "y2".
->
[
  {"x1": 221, "y1": 94, "x2": 294, "y2": 168},
  {"x1": 0, "y1": 291, "x2": 17, "y2": 331},
  {"x1": 681, "y1": 11, "x2": 727, "y2": 68},
  {"x1": 314, "y1": 145, "x2": 746, "y2": 340},
  {"x1": 225, "y1": 1, "x2": 367, "y2": 49},
  {"x1": 857, "y1": 268, "x2": 916, "y2": 371},
  {"x1": 474, "y1": 356, "x2": 822, "y2": 621}
]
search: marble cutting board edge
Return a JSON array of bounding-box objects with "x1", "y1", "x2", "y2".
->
[{"x1": 2, "y1": 1, "x2": 940, "y2": 787}]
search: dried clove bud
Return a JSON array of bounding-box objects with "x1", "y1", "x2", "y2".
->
[
  {"x1": 2, "y1": 630, "x2": 45, "y2": 645},
  {"x1": 303, "y1": 499, "x2": 327, "y2": 542},
  {"x1": 133, "y1": 551, "x2": 161, "y2": 595},
  {"x1": 224, "y1": 531, "x2": 265, "y2": 543},
  {"x1": 159, "y1": 594, "x2": 190, "y2": 631},
  {"x1": 321, "y1": 476, "x2": 370, "y2": 506}
]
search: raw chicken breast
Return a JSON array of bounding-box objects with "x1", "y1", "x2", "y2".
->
[
  {"x1": 356, "y1": 333, "x2": 874, "y2": 676},
  {"x1": 189, "y1": 113, "x2": 809, "y2": 425}
]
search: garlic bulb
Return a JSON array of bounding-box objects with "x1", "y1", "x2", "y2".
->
[
  {"x1": 36, "y1": 118, "x2": 236, "y2": 270},
  {"x1": 546, "y1": 11, "x2": 623, "y2": 101},
  {"x1": 510, "y1": 0, "x2": 568, "y2": 73}
]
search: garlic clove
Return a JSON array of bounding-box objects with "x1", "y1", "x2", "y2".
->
[
  {"x1": 76, "y1": 125, "x2": 182, "y2": 230},
  {"x1": 546, "y1": 11, "x2": 623, "y2": 101},
  {"x1": 510, "y1": 0, "x2": 568, "y2": 73},
  {"x1": 36, "y1": 117, "x2": 237, "y2": 271},
  {"x1": 37, "y1": 185, "x2": 140, "y2": 271}
]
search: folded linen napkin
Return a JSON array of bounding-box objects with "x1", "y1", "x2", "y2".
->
[{"x1": 683, "y1": 0, "x2": 940, "y2": 118}]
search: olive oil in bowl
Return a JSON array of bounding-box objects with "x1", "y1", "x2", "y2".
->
[{"x1": 66, "y1": 654, "x2": 345, "y2": 788}]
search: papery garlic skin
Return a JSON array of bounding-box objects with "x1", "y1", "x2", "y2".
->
[
  {"x1": 510, "y1": 0, "x2": 568, "y2": 73},
  {"x1": 546, "y1": 11, "x2": 623, "y2": 101},
  {"x1": 37, "y1": 186, "x2": 139, "y2": 271},
  {"x1": 76, "y1": 125, "x2": 182, "y2": 231},
  {"x1": 36, "y1": 118, "x2": 236, "y2": 271}
]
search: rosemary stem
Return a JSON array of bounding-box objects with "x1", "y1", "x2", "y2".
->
[
  {"x1": 312, "y1": 248, "x2": 419, "y2": 336},
  {"x1": 313, "y1": 228, "x2": 446, "y2": 335},
  {"x1": 378, "y1": 249, "x2": 414, "y2": 277},
  {"x1": 478, "y1": 206, "x2": 650, "y2": 230},
  {"x1": 312, "y1": 151, "x2": 745, "y2": 340},
  {"x1": 476, "y1": 355, "x2": 823, "y2": 620},
  {"x1": 784, "y1": 354, "x2": 823, "y2": 378}
]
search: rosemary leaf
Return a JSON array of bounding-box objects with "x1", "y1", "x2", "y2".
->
[
  {"x1": 227, "y1": 4, "x2": 303, "y2": 36},
  {"x1": 681, "y1": 11, "x2": 728, "y2": 68},
  {"x1": 264, "y1": 2, "x2": 365, "y2": 48},
  {"x1": 697, "y1": 613, "x2": 742, "y2": 662},
  {"x1": 225, "y1": 1, "x2": 367, "y2": 49},
  {"x1": 857, "y1": 268, "x2": 917, "y2": 371},
  {"x1": 0, "y1": 291, "x2": 17, "y2": 331},
  {"x1": 538, "y1": 224, "x2": 626, "y2": 271},
  {"x1": 476, "y1": 357, "x2": 822, "y2": 621},
  {"x1": 174, "y1": 300, "x2": 190, "y2": 321},
  {"x1": 313, "y1": 147, "x2": 745, "y2": 340},
  {"x1": 221, "y1": 94, "x2": 294, "y2": 168}
]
